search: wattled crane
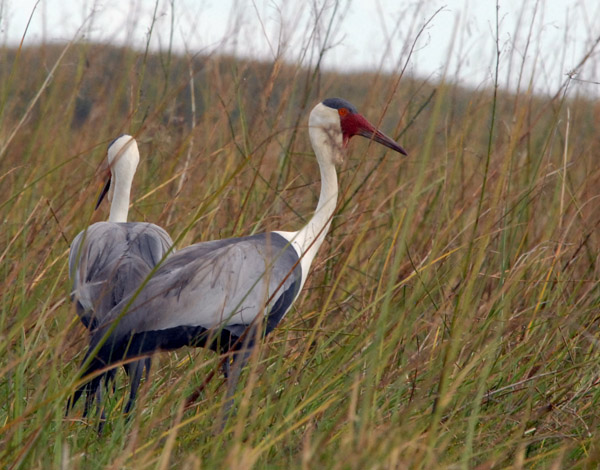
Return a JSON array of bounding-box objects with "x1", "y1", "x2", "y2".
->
[{"x1": 69, "y1": 135, "x2": 173, "y2": 414}]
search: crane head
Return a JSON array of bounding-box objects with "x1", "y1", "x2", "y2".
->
[{"x1": 321, "y1": 97, "x2": 407, "y2": 156}]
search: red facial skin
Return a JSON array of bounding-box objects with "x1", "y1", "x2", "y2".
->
[{"x1": 338, "y1": 108, "x2": 407, "y2": 156}]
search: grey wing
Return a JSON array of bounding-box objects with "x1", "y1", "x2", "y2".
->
[
  {"x1": 68, "y1": 222, "x2": 174, "y2": 329},
  {"x1": 125, "y1": 222, "x2": 174, "y2": 267},
  {"x1": 68, "y1": 229, "x2": 91, "y2": 326},
  {"x1": 102, "y1": 232, "x2": 302, "y2": 344},
  {"x1": 107, "y1": 223, "x2": 175, "y2": 316},
  {"x1": 68, "y1": 229, "x2": 85, "y2": 286},
  {"x1": 69, "y1": 223, "x2": 122, "y2": 327}
]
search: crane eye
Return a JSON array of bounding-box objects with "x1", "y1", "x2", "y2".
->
[{"x1": 338, "y1": 108, "x2": 349, "y2": 117}]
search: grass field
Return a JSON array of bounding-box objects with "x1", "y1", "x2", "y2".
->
[{"x1": 2, "y1": 5, "x2": 600, "y2": 468}]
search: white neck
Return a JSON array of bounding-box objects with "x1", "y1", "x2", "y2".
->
[
  {"x1": 108, "y1": 173, "x2": 132, "y2": 223},
  {"x1": 295, "y1": 152, "x2": 338, "y2": 264},
  {"x1": 105, "y1": 135, "x2": 139, "y2": 223},
  {"x1": 275, "y1": 119, "x2": 341, "y2": 288}
]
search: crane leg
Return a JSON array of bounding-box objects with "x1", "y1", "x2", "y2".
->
[
  {"x1": 77, "y1": 375, "x2": 106, "y2": 433},
  {"x1": 218, "y1": 347, "x2": 251, "y2": 431},
  {"x1": 124, "y1": 358, "x2": 151, "y2": 415},
  {"x1": 96, "y1": 386, "x2": 107, "y2": 434}
]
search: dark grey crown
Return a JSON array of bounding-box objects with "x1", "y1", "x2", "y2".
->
[
  {"x1": 108, "y1": 134, "x2": 129, "y2": 151},
  {"x1": 322, "y1": 97, "x2": 358, "y2": 114}
]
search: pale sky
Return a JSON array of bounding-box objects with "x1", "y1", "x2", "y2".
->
[{"x1": 3, "y1": 0, "x2": 600, "y2": 95}]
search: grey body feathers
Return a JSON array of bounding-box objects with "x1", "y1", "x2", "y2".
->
[
  {"x1": 68, "y1": 221, "x2": 174, "y2": 415},
  {"x1": 69, "y1": 222, "x2": 174, "y2": 329},
  {"x1": 91, "y1": 232, "x2": 302, "y2": 352}
]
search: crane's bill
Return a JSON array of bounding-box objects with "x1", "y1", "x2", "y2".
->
[
  {"x1": 357, "y1": 126, "x2": 407, "y2": 155},
  {"x1": 95, "y1": 176, "x2": 111, "y2": 210},
  {"x1": 345, "y1": 111, "x2": 407, "y2": 156}
]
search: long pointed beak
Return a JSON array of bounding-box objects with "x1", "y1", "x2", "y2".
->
[
  {"x1": 350, "y1": 113, "x2": 407, "y2": 156},
  {"x1": 95, "y1": 175, "x2": 111, "y2": 210},
  {"x1": 357, "y1": 127, "x2": 407, "y2": 155}
]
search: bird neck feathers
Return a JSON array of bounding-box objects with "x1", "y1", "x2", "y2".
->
[
  {"x1": 283, "y1": 110, "x2": 342, "y2": 280},
  {"x1": 106, "y1": 136, "x2": 139, "y2": 223},
  {"x1": 108, "y1": 172, "x2": 133, "y2": 222}
]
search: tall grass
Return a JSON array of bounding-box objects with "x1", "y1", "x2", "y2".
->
[{"x1": 1, "y1": 3, "x2": 600, "y2": 469}]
